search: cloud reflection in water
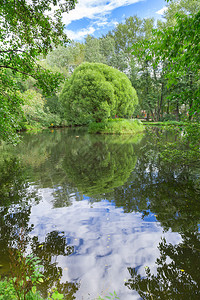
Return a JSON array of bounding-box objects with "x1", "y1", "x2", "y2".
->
[{"x1": 29, "y1": 190, "x2": 181, "y2": 300}]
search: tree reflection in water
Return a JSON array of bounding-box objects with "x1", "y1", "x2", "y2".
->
[
  {"x1": 125, "y1": 233, "x2": 200, "y2": 299},
  {"x1": 124, "y1": 127, "x2": 200, "y2": 299},
  {"x1": 0, "y1": 156, "x2": 79, "y2": 299},
  {"x1": 60, "y1": 134, "x2": 141, "y2": 196},
  {"x1": 31, "y1": 231, "x2": 80, "y2": 299},
  {"x1": 1, "y1": 127, "x2": 200, "y2": 298}
]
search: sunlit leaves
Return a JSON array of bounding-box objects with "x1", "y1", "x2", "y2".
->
[
  {"x1": 0, "y1": 0, "x2": 76, "y2": 142},
  {"x1": 60, "y1": 62, "x2": 138, "y2": 124}
]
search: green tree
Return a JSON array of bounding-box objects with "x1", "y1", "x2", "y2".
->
[
  {"x1": 46, "y1": 42, "x2": 85, "y2": 74},
  {"x1": 60, "y1": 62, "x2": 138, "y2": 124},
  {"x1": 130, "y1": 22, "x2": 167, "y2": 121},
  {"x1": 84, "y1": 35, "x2": 105, "y2": 64},
  {"x1": 154, "y1": 10, "x2": 200, "y2": 119},
  {"x1": 160, "y1": 0, "x2": 200, "y2": 27},
  {"x1": 112, "y1": 16, "x2": 143, "y2": 55},
  {"x1": 85, "y1": 35, "x2": 129, "y2": 72},
  {"x1": 0, "y1": 0, "x2": 76, "y2": 142}
]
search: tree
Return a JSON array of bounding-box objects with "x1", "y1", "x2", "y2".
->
[
  {"x1": 160, "y1": 0, "x2": 200, "y2": 27},
  {"x1": 46, "y1": 42, "x2": 85, "y2": 74},
  {"x1": 60, "y1": 62, "x2": 138, "y2": 124},
  {"x1": 154, "y1": 10, "x2": 200, "y2": 118},
  {"x1": 0, "y1": 0, "x2": 76, "y2": 142},
  {"x1": 84, "y1": 35, "x2": 105, "y2": 64}
]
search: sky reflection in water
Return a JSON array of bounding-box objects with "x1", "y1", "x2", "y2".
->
[
  {"x1": 0, "y1": 128, "x2": 199, "y2": 299},
  {"x1": 29, "y1": 189, "x2": 181, "y2": 300}
]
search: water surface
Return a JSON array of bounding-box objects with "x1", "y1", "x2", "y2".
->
[{"x1": 0, "y1": 128, "x2": 199, "y2": 299}]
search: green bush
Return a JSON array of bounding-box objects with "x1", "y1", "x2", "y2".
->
[
  {"x1": 0, "y1": 277, "x2": 43, "y2": 300},
  {"x1": 59, "y1": 62, "x2": 138, "y2": 125},
  {"x1": 19, "y1": 89, "x2": 63, "y2": 130},
  {"x1": 88, "y1": 118, "x2": 144, "y2": 134}
]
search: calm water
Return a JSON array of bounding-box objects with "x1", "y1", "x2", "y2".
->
[{"x1": 0, "y1": 128, "x2": 199, "y2": 299}]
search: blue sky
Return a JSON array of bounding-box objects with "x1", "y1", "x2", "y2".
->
[{"x1": 62, "y1": 0, "x2": 168, "y2": 41}]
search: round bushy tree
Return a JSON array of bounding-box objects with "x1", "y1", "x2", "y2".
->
[{"x1": 59, "y1": 62, "x2": 138, "y2": 124}]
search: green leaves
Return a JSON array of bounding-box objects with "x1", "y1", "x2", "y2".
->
[
  {"x1": 51, "y1": 290, "x2": 64, "y2": 299},
  {"x1": 0, "y1": 0, "x2": 76, "y2": 142},
  {"x1": 98, "y1": 291, "x2": 119, "y2": 300},
  {"x1": 60, "y1": 62, "x2": 138, "y2": 125}
]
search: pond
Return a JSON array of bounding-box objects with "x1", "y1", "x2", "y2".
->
[{"x1": 0, "y1": 127, "x2": 200, "y2": 299}]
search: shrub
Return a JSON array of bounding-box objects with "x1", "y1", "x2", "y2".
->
[
  {"x1": 88, "y1": 118, "x2": 144, "y2": 134},
  {"x1": 19, "y1": 90, "x2": 63, "y2": 130},
  {"x1": 59, "y1": 62, "x2": 138, "y2": 125}
]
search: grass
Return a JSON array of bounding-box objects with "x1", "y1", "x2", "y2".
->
[
  {"x1": 88, "y1": 118, "x2": 144, "y2": 134},
  {"x1": 142, "y1": 121, "x2": 187, "y2": 126}
]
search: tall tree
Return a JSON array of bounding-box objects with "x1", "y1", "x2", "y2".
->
[
  {"x1": 84, "y1": 35, "x2": 105, "y2": 63},
  {"x1": 162, "y1": 0, "x2": 200, "y2": 27},
  {"x1": 46, "y1": 42, "x2": 85, "y2": 74},
  {"x1": 154, "y1": 10, "x2": 200, "y2": 119},
  {"x1": 0, "y1": 0, "x2": 76, "y2": 142}
]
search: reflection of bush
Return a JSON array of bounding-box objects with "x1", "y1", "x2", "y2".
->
[{"x1": 61, "y1": 134, "x2": 138, "y2": 196}]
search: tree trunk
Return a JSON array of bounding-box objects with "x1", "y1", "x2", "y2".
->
[{"x1": 175, "y1": 101, "x2": 179, "y2": 121}]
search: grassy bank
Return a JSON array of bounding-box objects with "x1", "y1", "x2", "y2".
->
[
  {"x1": 88, "y1": 118, "x2": 144, "y2": 134},
  {"x1": 142, "y1": 121, "x2": 187, "y2": 126}
]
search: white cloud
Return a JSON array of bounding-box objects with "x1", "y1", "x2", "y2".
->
[
  {"x1": 156, "y1": 6, "x2": 168, "y2": 15},
  {"x1": 65, "y1": 26, "x2": 96, "y2": 40},
  {"x1": 63, "y1": 0, "x2": 144, "y2": 26},
  {"x1": 64, "y1": 16, "x2": 119, "y2": 41},
  {"x1": 93, "y1": 18, "x2": 119, "y2": 30}
]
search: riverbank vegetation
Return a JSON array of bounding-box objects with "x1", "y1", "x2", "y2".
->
[{"x1": 88, "y1": 119, "x2": 144, "y2": 134}]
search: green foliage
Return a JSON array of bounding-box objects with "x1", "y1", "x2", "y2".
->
[
  {"x1": 0, "y1": 0, "x2": 76, "y2": 142},
  {"x1": 46, "y1": 42, "x2": 85, "y2": 74},
  {"x1": 19, "y1": 89, "x2": 63, "y2": 130},
  {"x1": 97, "y1": 291, "x2": 119, "y2": 300},
  {"x1": 130, "y1": 1, "x2": 200, "y2": 121},
  {"x1": 0, "y1": 278, "x2": 64, "y2": 300},
  {"x1": 84, "y1": 35, "x2": 106, "y2": 63},
  {"x1": 0, "y1": 228, "x2": 69, "y2": 300},
  {"x1": 48, "y1": 289, "x2": 64, "y2": 300},
  {"x1": 0, "y1": 277, "x2": 16, "y2": 300},
  {"x1": 9, "y1": 231, "x2": 44, "y2": 300},
  {"x1": 60, "y1": 62, "x2": 138, "y2": 124},
  {"x1": 112, "y1": 16, "x2": 151, "y2": 54},
  {"x1": 88, "y1": 118, "x2": 144, "y2": 134},
  {"x1": 0, "y1": 70, "x2": 23, "y2": 143},
  {"x1": 134, "y1": 7, "x2": 200, "y2": 120},
  {"x1": 142, "y1": 121, "x2": 186, "y2": 126},
  {"x1": 0, "y1": 277, "x2": 42, "y2": 299},
  {"x1": 162, "y1": 0, "x2": 200, "y2": 27},
  {"x1": 155, "y1": 10, "x2": 200, "y2": 116}
]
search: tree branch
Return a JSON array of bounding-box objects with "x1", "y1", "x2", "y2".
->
[{"x1": 0, "y1": 65, "x2": 36, "y2": 78}]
